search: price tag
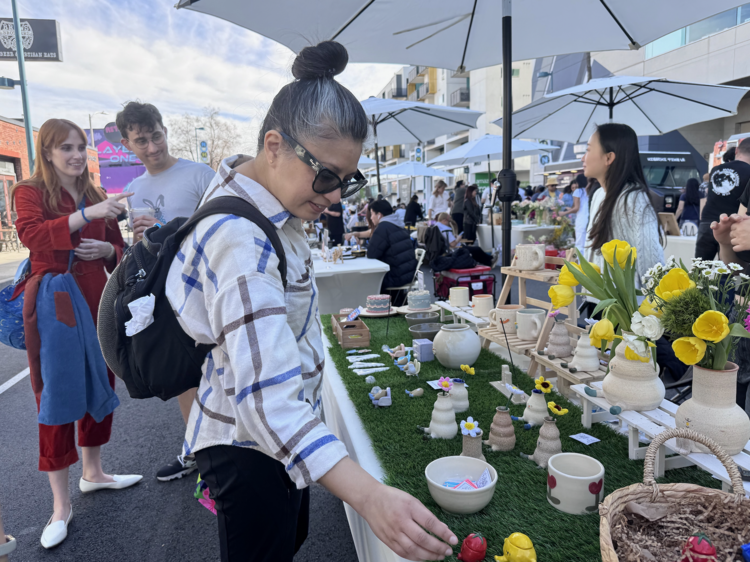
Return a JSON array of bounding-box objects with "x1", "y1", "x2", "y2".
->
[
  {"x1": 417, "y1": 271, "x2": 424, "y2": 292},
  {"x1": 476, "y1": 468, "x2": 492, "y2": 489},
  {"x1": 471, "y1": 282, "x2": 483, "y2": 290},
  {"x1": 569, "y1": 433, "x2": 601, "y2": 445}
]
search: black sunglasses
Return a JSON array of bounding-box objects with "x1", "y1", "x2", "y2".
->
[{"x1": 279, "y1": 131, "x2": 368, "y2": 198}]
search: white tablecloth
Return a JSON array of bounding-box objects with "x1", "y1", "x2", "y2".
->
[
  {"x1": 664, "y1": 235, "x2": 696, "y2": 265},
  {"x1": 320, "y1": 332, "x2": 407, "y2": 562},
  {"x1": 476, "y1": 224, "x2": 556, "y2": 253},
  {"x1": 312, "y1": 256, "x2": 390, "y2": 314}
]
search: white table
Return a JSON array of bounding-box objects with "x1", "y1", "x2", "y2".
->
[
  {"x1": 664, "y1": 235, "x2": 697, "y2": 265},
  {"x1": 320, "y1": 332, "x2": 407, "y2": 562},
  {"x1": 476, "y1": 225, "x2": 556, "y2": 253},
  {"x1": 312, "y1": 256, "x2": 390, "y2": 315}
]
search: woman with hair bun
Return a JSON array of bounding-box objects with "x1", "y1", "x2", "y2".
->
[{"x1": 165, "y1": 41, "x2": 457, "y2": 561}]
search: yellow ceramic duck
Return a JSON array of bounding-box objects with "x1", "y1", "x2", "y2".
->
[{"x1": 494, "y1": 533, "x2": 537, "y2": 562}]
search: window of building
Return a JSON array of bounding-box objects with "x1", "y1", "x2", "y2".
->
[
  {"x1": 686, "y1": 8, "x2": 739, "y2": 43},
  {"x1": 442, "y1": 93, "x2": 445, "y2": 104},
  {"x1": 512, "y1": 68, "x2": 520, "y2": 77}
]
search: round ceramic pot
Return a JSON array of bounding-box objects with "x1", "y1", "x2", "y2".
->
[
  {"x1": 489, "y1": 305, "x2": 524, "y2": 335},
  {"x1": 426, "y1": 393, "x2": 458, "y2": 439},
  {"x1": 449, "y1": 287, "x2": 469, "y2": 307},
  {"x1": 547, "y1": 453, "x2": 605, "y2": 515},
  {"x1": 484, "y1": 406, "x2": 516, "y2": 452},
  {"x1": 602, "y1": 340, "x2": 664, "y2": 412},
  {"x1": 460, "y1": 429, "x2": 485, "y2": 462},
  {"x1": 433, "y1": 324, "x2": 481, "y2": 369},
  {"x1": 675, "y1": 362, "x2": 750, "y2": 456},
  {"x1": 449, "y1": 379, "x2": 469, "y2": 413}
]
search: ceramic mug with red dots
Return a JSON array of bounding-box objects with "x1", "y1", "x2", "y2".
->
[{"x1": 546, "y1": 452, "x2": 605, "y2": 515}]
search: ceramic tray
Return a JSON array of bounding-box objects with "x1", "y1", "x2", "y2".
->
[
  {"x1": 395, "y1": 303, "x2": 442, "y2": 315},
  {"x1": 358, "y1": 309, "x2": 400, "y2": 318}
]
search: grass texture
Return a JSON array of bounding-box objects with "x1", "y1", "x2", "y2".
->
[{"x1": 322, "y1": 314, "x2": 720, "y2": 562}]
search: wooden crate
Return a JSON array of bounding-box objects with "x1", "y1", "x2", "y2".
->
[{"x1": 332, "y1": 314, "x2": 371, "y2": 349}]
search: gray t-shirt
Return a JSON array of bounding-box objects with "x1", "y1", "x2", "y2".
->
[{"x1": 128, "y1": 158, "x2": 215, "y2": 224}]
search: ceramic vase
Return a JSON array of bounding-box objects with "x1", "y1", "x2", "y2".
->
[
  {"x1": 569, "y1": 332, "x2": 600, "y2": 372},
  {"x1": 524, "y1": 417, "x2": 562, "y2": 469},
  {"x1": 433, "y1": 324, "x2": 481, "y2": 369},
  {"x1": 422, "y1": 393, "x2": 458, "y2": 439},
  {"x1": 449, "y1": 379, "x2": 469, "y2": 413},
  {"x1": 546, "y1": 319, "x2": 573, "y2": 358},
  {"x1": 602, "y1": 340, "x2": 664, "y2": 412},
  {"x1": 675, "y1": 362, "x2": 750, "y2": 456},
  {"x1": 461, "y1": 429, "x2": 486, "y2": 462},
  {"x1": 520, "y1": 389, "x2": 549, "y2": 427},
  {"x1": 484, "y1": 406, "x2": 516, "y2": 452}
]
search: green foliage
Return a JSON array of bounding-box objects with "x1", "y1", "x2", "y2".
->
[
  {"x1": 660, "y1": 288, "x2": 712, "y2": 338},
  {"x1": 322, "y1": 315, "x2": 719, "y2": 562}
]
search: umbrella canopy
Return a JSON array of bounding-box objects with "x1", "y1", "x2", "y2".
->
[
  {"x1": 176, "y1": 0, "x2": 750, "y2": 71},
  {"x1": 358, "y1": 154, "x2": 377, "y2": 167},
  {"x1": 360, "y1": 97, "x2": 482, "y2": 146},
  {"x1": 495, "y1": 76, "x2": 750, "y2": 143},
  {"x1": 378, "y1": 161, "x2": 453, "y2": 178},
  {"x1": 427, "y1": 134, "x2": 558, "y2": 167}
]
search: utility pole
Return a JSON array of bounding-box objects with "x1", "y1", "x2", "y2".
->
[{"x1": 12, "y1": 0, "x2": 34, "y2": 175}]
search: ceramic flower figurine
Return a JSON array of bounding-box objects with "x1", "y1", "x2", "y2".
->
[
  {"x1": 547, "y1": 402, "x2": 568, "y2": 415},
  {"x1": 437, "y1": 377, "x2": 453, "y2": 394},
  {"x1": 494, "y1": 533, "x2": 537, "y2": 562},
  {"x1": 460, "y1": 364, "x2": 475, "y2": 376},
  {"x1": 460, "y1": 417, "x2": 480, "y2": 437},
  {"x1": 535, "y1": 376, "x2": 552, "y2": 393}
]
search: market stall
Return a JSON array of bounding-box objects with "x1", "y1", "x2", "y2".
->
[
  {"x1": 476, "y1": 224, "x2": 556, "y2": 253},
  {"x1": 312, "y1": 255, "x2": 390, "y2": 314}
]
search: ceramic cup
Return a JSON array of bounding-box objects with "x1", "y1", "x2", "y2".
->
[
  {"x1": 472, "y1": 295, "x2": 494, "y2": 318},
  {"x1": 516, "y1": 308, "x2": 545, "y2": 341},
  {"x1": 515, "y1": 244, "x2": 545, "y2": 271},
  {"x1": 449, "y1": 287, "x2": 470, "y2": 307},
  {"x1": 546, "y1": 453, "x2": 605, "y2": 515},
  {"x1": 489, "y1": 305, "x2": 524, "y2": 335}
]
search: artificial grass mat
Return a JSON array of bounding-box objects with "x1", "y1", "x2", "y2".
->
[{"x1": 322, "y1": 314, "x2": 721, "y2": 562}]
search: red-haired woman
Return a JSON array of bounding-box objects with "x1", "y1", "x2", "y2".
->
[{"x1": 11, "y1": 119, "x2": 141, "y2": 549}]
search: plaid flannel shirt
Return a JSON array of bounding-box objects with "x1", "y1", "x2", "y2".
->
[{"x1": 166, "y1": 155, "x2": 348, "y2": 488}]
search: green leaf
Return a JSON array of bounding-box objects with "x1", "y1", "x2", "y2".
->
[
  {"x1": 563, "y1": 259, "x2": 608, "y2": 301},
  {"x1": 610, "y1": 256, "x2": 634, "y2": 317},
  {"x1": 601, "y1": 263, "x2": 619, "y2": 301},
  {"x1": 728, "y1": 322, "x2": 750, "y2": 339},
  {"x1": 713, "y1": 340, "x2": 728, "y2": 370},
  {"x1": 574, "y1": 249, "x2": 606, "y2": 291},
  {"x1": 591, "y1": 298, "x2": 618, "y2": 318}
]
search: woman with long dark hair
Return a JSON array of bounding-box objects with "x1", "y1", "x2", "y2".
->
[
  {"x1": 462, "y1": 184, "x2": 481, "y2": 244},
  {"x1": 675, "y1": 177, "x2": 703, "y2": 228},
  {"x1": 582, "y1": 123, "x2": 664, "y2": 279},
  {"x1": 12, "y1": 119, "x2": 141, "y2": 549}
]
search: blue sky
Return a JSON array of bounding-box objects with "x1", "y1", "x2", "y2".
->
[{"x1": 0, "y1": 0, "x2": 400, "y2": 152}]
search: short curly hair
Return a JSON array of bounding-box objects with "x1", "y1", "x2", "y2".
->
[{"x1": 116, "y1": 101, "x2": 164, "y2": 140}]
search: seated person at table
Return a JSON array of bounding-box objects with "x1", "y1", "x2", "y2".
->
[
  {"x1": 365, "y1": 200, "x2": 417, "y2": 295},
  {"x1": 432, "y1": 213, "x2": 498, "y2": 269}
]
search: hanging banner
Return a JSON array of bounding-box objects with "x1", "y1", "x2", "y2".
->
[{"x1": 0, "y1": 19, "x2": 62, "y2": 62}]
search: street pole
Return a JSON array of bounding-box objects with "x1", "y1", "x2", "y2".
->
[
  {"x1": 497, "y1": 0, "x2": 518, "y2": 300},
  {"x1": 89, "y1": 114, "x2": 94, "y2": 148},
  {"x1": 12, "y1": 0, "x2": 34, "y2": 176},
  {"x1": 372, "y1": 116, "x2": 381, "y2": 199}
]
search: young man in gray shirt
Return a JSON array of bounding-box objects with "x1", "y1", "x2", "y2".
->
[{"x1": 117, "y1": 101, "x2": 215, "y2": 481}]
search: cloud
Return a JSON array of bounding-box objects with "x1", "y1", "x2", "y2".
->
[{"x1": 0, "y1": 0, "x2": 401, "y2": 151}]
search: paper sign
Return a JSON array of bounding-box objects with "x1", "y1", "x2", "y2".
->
[
  {"x1": 346, "y1": 354, "x2": 380, "y2": 363},
  {"x1": 348, "y1": 362, "x2": 386, "y2": 369},
  {"x1": 453, "y1": 480, "x2": 478, "y2": 491},
  {"x1": 427, "y1": 380, "x2": 469, "y2": 390},
  {"x1": 346, "y1": 306, "x2": 364, "y2": 321},
  {"x1": 471, "y1": 282, "x2": 483, "y2": 290},
  {"x1": 417, "y1": 270, "x2": 425, "y2": 292},
  {"x1": 476, "y1": 468, "x2": 492, "y2": 489},
  {"x1": 569, "y1": 433, "x2": 601, "y2": 445}
]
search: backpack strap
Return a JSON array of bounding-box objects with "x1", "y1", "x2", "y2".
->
[{"x1": 175, "y1": 196, "x2": 288, "y2": 288}]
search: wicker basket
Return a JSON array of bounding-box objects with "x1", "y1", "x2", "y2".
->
[{"x1": 599, "y1": 427, "x2": 749, "y2": 562}]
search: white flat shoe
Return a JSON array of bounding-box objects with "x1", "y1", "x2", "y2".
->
[
  {"x1": 40, "y1": 507, "x2": 72, "y2": 549},
  {"x1": 79, "y1": 474, "x2": 143, "y2": 493}
]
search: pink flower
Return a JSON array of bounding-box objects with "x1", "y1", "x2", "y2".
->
[{"x1": 438, "y1": 377, "x2": 453, "y2": 392}]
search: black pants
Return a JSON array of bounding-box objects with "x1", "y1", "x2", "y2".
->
[
  {"x1": 463, "y1": 222, "x2": 477, "y2": 245},
  {"x1": 329, "y1": 231, "x2": 344, "y2": 246},
  {"x1": 195, "y1": 446, "x2": 310, "y2": 562},
  {"x1": 467, "y1": 245, "x2": 492, "y2": 267},
  {"x1": 451, "y1": 213, "x2": 464, "y2": 234},
  {"x1": 695, "y1": 222, "x2": 718, "y2": 260}
]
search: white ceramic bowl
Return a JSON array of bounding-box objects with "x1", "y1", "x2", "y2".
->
[{"x1": 424, "y1": 456, "x2": 497, "y2": 514}]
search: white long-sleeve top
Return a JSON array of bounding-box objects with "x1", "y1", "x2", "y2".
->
[
  {"x1": 166, "y1": 155, "x2": 348, "y2": 489},
  {"x1": 585, "y1": 186, "x2": 664, "y2": 281}
]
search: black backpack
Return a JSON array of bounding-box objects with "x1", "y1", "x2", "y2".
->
[{"x1": 97, "y1": 196, "x2": 287, "y2": 401}]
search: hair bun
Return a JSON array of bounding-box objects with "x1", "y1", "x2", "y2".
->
[{"x1": 292, "y1": 41, "x2": 349, "y2": 81}]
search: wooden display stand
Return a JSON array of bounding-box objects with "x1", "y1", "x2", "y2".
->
[
  {"x1": 331, "y1": 314, "x2": 371, "y2": 349},
  {"x1": 478, "y1": 250, "x2": 578, "y2": 358},
  {"x1": 658, "y1": 212, "x2": 680, "y2": 236}
]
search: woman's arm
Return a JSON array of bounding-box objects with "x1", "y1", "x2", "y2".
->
[
  {"x1": 14, "y1": 186, "x2": 83, "y2": 252},
  {"x1": 560, "y1": 196, "x2": 580, "y2": 216},
  {"x1": 699, "y1": 196, "x2": 707, "y2": 220},
  {"x1": 675, "y1": 200, "x2": 685, "y2": 221}
]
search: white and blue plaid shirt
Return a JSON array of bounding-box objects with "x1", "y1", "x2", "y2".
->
[{"x1": 166, "y1": 155, "x2": 348, "y2": 488}]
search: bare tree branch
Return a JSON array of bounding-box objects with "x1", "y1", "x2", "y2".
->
[{"x1": 166, "y1": 107, "x2": 241, "y2": 169}]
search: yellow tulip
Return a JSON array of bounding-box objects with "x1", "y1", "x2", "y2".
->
[
  {"x1": 638, "y1": 297, "x2": 662, "y2": 318},
  {"x1": 672, "y1": 337, "x2": 707, "y2": 365},
  {"x1": 625, "y1": 345, "x2": 650, "y2": 363},
  {"x1": 589, "y1": 319, "x2": 615, "y2": 348},
  {"x1": 654, "y1": 268, "x2": 696, "y2": 301},
  {"x1": 692, "y1": 310, "x2": 730, "y2": 343},
  {"x1": 549, "y1": 285, "x2": 574, "y2": 309},
  {"x1": 601, "y1": 240, "x2": 636, "y2": 269},
  {"x1": 558, "y1": 262, "x2": 601, "y2": 287}
]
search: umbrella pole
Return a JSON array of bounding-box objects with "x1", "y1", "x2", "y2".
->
[
  {"x1": 498, "y1": 0, "x2": 516, "y2": 301},
  {"x1": 488, "y1": 156, "x2": 494, "y2": 248},
  {"x1": 609, "y1": 86, "x2": 614, "y2": 121},
  {"x1": 373, "y1": 116, "x2": 382, "y2": 198}
]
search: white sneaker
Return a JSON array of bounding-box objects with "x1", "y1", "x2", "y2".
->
[
  {"x1": 40, "y1": 507, "x2": 72, "y2": 549},
  {"x1": 79, "y1": 474, "x2": 143, "y2": 493}
]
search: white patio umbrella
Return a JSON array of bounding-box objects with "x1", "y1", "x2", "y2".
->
[
  {"x1": 495, "y1": 76, "x2": 750, "y2": 143},
  {"x1": 428, "y1": 134, "x2": 558, "y2": 246},
  {"x1": 358, "y1": 154, "x2": 377, "y2": 167},
  {"x1": 176, "y1": 0, "x2": 750, "y2": 274},
  {"x1": 360, "y1": 97, "x2": 482, "y2": 193},
  {"x1": 379, "y1": 160, "x2": 454, "y2": 200}
]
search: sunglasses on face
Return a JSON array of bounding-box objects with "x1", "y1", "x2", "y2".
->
[{"x1": 278, "y1": 131, "x2": 367, "y2": 199}]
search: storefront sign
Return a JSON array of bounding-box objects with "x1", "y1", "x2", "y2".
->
[
  {"x1": 103, "y1": 122, "x2": 123, "y2": 144},
  {"x1": 0, "y1": 19, "x2": 62, "y2": 62}
]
